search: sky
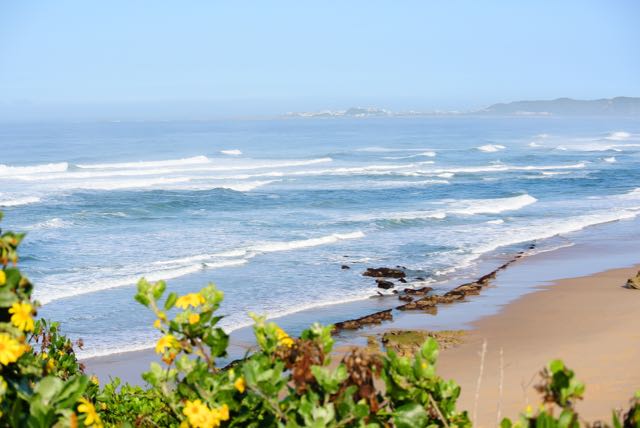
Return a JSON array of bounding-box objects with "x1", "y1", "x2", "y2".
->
[{"x1": 0, "y1": 1, "x2": 639, "y2": 120}]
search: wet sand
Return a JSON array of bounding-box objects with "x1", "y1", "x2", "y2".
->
[{"x1": 436, "y1": 265, "x2": 640, "y2": 426}]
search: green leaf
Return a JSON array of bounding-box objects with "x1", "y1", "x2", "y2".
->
[
  {"x1": 164, "y1": 292, "x2": 178, "y2": 310},
  {"x1": 550, "y1": 359, "x2": 565, "y2": 374},
  {"x1": 33, "y1": 376, "x2": 63, "y2": 405},
  {"x1": 394, "y1": 402, "x2": 428, "y2": 428}
]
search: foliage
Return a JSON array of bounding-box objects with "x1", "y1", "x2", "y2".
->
[{"x1": 0, "y1": 212, "x2": 638, "y2": 427}]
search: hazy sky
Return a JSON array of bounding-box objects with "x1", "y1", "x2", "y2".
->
[{"x1": 1, "y1": 1, "x2": 639, "y2": 120}]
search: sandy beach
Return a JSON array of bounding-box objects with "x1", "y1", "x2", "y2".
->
[
  {"x1": 83, "y1": 218, "x2": 640, "y2": 426},
  {"x1": 437, "y1": 265, "x2": 640, "y2": 426}
]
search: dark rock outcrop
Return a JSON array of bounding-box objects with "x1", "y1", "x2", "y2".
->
[
  {"x1": 341, "y1": 265, "x2": 350, "y2": 270},
  {"x1": 376, "y1": 279, "x2": 395, "y2": 290},
  {"x1": 363, "y1": 267, "x2": 406, "y2": 279},
  {"x1": 403, "y1": 286, "x2": 433, "y2": 296},
  {"x1": 333, "y1": 309, "x2": 393, "y2": 332}
]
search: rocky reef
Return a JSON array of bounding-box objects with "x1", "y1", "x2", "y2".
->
[{"x1": 332, "y1": 309, "x2": 393, "y2": 332}]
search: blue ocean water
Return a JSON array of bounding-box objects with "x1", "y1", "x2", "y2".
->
[{"x1": 1, "y1": 116, "x2": 639, "y2": 358}]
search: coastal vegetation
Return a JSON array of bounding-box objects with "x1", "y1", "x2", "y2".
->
[{"x1": 0, "y1": 213, "x2": 639, "y2": 427}]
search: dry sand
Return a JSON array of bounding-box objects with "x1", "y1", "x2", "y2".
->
[{"x1": 436, "y1": 265, "x2": 640, "y2": 426}]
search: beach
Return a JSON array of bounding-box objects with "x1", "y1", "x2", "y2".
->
[
  {"x1": 84, "y1": 215, "x2": 640, "y2": 425},
  {"x1": 437, "y1": 264, "x2": 640, "y2": 426}
]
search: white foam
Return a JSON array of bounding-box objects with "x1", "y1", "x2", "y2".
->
[
  {"x1": 252, "y1": 231, "x2": 365, "y2": 253},
  {"x1": 0, "y1": 162, "x2": 68, "y2": 176},
  {"x1": 27, "y1": 218, "x2": 71, "y2": 230},
  {"x1": 351, "y1": 194, "x2": 536, "y2": 222},
  {"x1": 76, "y1": 156, "x2": 211, "y2": 170},
  {"x1": 477, "y1": 144, "x2": 506, "y2": 153},
  {"x1": 39, "y1": 231, "x2": 366, "y2": 305},
  {"x1": 0, "y1": 196, "x2": 41, "y2": 207},
  {"x1": 486, "y1": 219, "x2": 504, "y2": 225},
  {"x1": 426, "y1": 162, "x2": 586, "y2": 175},
  {"x1": 472, "y1": 209, "x2": 640, "y2": 257},
  {"x1": 221, "y1": 149, "x2": 242, "y2": 156},
  {"x1": 603, "y1": 157, "x2": 617, "y2": 163},
  {"x1": 36, "y1": 264, "x2": 205, "y2": 305},
  {"x1": 605, "y1": 131, "x2": 631, "y2": 141},
  {"x1": 383, "y1": 151, "x2": 437, "y2": 160}
]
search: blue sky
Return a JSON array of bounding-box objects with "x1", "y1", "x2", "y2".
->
[{"x1": 1, "y1": 1, "x2": 639, "y2": 119}]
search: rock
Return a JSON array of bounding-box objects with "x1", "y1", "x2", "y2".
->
[
  {"x1": 415, "y1": 277, "x2": 426, "y2": 281},
  {"x1": 625, "y1": 271, "x2": 640, "y2": 290},
  {"x1": 398, "y1": 295, "x2": 413, "y2": 302},
  {"x1": 444, "y1": 282, "x2": 482, "y2": 298},
  {"x1": 333, "y1": 309, "x2": 393, "y2": 332},
  {"x1": 477, "y1": 271, "x2": 497, "y2": 285},
  {"x1": 398, "y1": 278, "x2": 407, "y2": 283},
  {"x1": 397, "y1": 302, "x2": 416, "y2": 310},
  {"x1": 376, "y1": 279, "x2": 395, "y2": 290},
  {"x1": 363, "y1": 267, "x2": 406, "y2": 279},
  {"x1": 341, "y1": 265, "x2": 350, "y2": 270},
  {"x1": 403, "y1": 286, "x2": 433, "y2": 295}
]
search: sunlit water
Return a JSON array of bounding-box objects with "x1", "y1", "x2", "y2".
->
[{"x1": 1, "y1": 117, "x2": 639, "y2": 357}]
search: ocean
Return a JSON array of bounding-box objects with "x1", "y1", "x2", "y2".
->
[{"x1": 1, "y1": 116, "x2": 639, "y2": 358}]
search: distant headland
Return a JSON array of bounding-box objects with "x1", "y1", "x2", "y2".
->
[{"x1": 285, "y1": 96, "x2": 640, "y2": 118}]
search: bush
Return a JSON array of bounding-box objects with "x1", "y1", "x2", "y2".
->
[{"x1": 0, "y1": 212, "x2": 638, "y2": 427}]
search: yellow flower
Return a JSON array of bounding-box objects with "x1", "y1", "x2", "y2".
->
[
  {"x1": 153, "y1": 319, "x2": 162, "y2": 329},
  {"x1": 158, "y1": 311, "x2": 167, "y2": 321},
  {"x1": 183, "y1": 399, "x2": 213, "y2": 428},
  {"x1": 0, "y1": 333, "x2": 25, "y2": 365},
  {"x1": 214, "y1": 404, "x2": 229, "y2": 422},
  {"x1": 176, "y1": 293, "x2": 205, "y2": 309},
  {"x1": 275, "y1": 327, "x2": 294, "y2": 348},
  {"x1": 8, "y1": 302, "x2": 34, "y2": 332},
  {"x1": 234, "y1": 377, "x2": 245, "y2": 393},
  {"x1": 78, "y1": 398, "x2": 103, "y2": 427},
  {"x1": 0, "y1": 270, "x2": 5, "y2": 285},
  {"x1": 46, "y1": 358, "x2": 56, "y2": 371},
  {"x1": 90, "y1": 375, "x2": 100, "y2": 385},
  {"x1": 188, "y1": 313, "x2": 200, "y2": 325},
  {"x1": 183, "y1": 400, "x2": 229, "y2": 428},
  {"x1": 155, "y1": 334, "x2": 179, "y2": 354}
]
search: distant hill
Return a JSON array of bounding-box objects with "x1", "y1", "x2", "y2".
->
[
  {"x1": 478, "y1": 97, "x2": 640, "y2": 116},
  {"x1": 285, "y1": 97, "x2": 640, "y2": 118}
]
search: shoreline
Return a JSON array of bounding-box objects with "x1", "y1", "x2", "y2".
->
[
  {"x1": 84, "y1": 217, "x2": 640, "y2": 392},
  {"x1": 436, "y1": 264, "x2": 640, "y2": 426}
]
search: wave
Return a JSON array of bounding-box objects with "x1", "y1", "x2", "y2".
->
[
  {"x1": 27, "y1": 218, "x2": 71, "y2": 230},
  {"x1": 471, "y1": 208, "x2": 640, "y2": 257},
  {"x1": 77, "y1": 290, "x2": 376, "y2": 359},
  {"x1": 0, "y1": 196, "x2": 41, "y2": 207},
  {"x1": 477, "y1": 144, "x2": 506, "y2": 153},
  {"x1": 38, "y1": 231, "x2": 365, "y2": 305},
  {"x1": 356, "y1": 147, "x2": 436, "y2": 153},
  {"x1": 221, "y1": 149, "x2": 242, "y2": 156},
  {"x1": 0, "y1": 162, "x2": 68, "y2": 176},
  {"x1": 36, "y1": 264, "x2": 205, "y2": 305},
  {"x1": 383, "y1": 151, "x2": 437, "y2": 160},
  {"x1": 76, "y1": 155, "x2": 211, "y2": 170},
  {"x1": 605, "y1": 131, "x2": 631, "y2": 141},
  {"x1": 424, "y1": 162, "x2": 587, "y2": 175},
  {"x1": 350, "y1": 194, "x2": 536, "y2": 222},
  {"x1": 603, "y1": 157, "x2": 617, "y2": 163}
]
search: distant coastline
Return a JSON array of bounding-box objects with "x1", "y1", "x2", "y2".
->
[{"x1": 284, "y1": 96, "x2": 640, "y2": 118}]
